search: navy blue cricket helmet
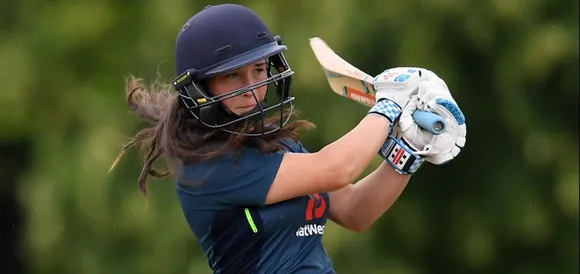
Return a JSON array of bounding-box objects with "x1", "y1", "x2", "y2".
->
[{"x1": 172, "y1": 4, "x2": 295, "y2": 136}]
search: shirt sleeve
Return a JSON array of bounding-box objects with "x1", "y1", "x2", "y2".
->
[
  {"x1": 297, "y1": 142, "x2": 309, "y2": 153},
  {"x1": 280, "y1": 139, "x2": 309, "y2": 153},
  {"x1": 178, "y1": 147, "x2": 284, "y2": 207}
]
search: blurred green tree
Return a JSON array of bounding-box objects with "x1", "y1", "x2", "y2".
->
[{"x1": 0, "y1": 0, "x2": 577, "y2": 273}]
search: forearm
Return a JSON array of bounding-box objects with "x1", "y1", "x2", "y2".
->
[
  {"x1": 332, "y1": 162, "x2": 411, "y2": 232},
  {"x1": 319, "y1": 114, "x2": 391, "y2": 183}
]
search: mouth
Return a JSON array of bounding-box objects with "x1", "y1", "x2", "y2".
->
[
  {"x1": 234, "y1": 105, "x2": 258, "y2": 115},
  {"x1": 238, "y1": 105, "x2": 257, "y2": 110}
]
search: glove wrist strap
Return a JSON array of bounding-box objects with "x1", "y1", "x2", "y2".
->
[
  {"x1": 367, "y1": 99, "x2": 401, "y2": 124},
  {"x1": 379, "y1": 136, "x2": 425, "y2": 175}
]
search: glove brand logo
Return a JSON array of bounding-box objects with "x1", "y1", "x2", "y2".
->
[
  {"x1": 376, "y1": 68, "x2": 418, "y2": 82},
  {"x1": 305, "y1": 193, "x2": 326, "y2": 221},
  {"x1": 391, "y1": 145, "x2": 409, "y2": 166}
]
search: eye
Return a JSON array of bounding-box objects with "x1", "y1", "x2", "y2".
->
[
  {"x1": 254, "y1": 68, "x2": 268, "y2": 82},
  {"x1": 224, "y1": 72, "x2": 239, "y2": 79}
]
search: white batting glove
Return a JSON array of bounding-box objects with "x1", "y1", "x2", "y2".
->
[
  {"x1": 372, "y1": 67, "x2": 439, "y2": 108},
  {"x1": 368, "y1": 67, "x2": 437, "y2": 132},
  {"x1": 370, "y1": 67, "x2": 437, "y2": 174},
  {"x1": 397, "y1": 75, "x2": 467, "y2": 165}
]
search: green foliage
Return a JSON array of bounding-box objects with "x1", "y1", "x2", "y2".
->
[{"x1": 0, "y1": 0, "x2": 577, "y2": 273}]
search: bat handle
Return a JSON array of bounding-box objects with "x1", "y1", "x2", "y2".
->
[{"x1": 412, "y1": 110, "x2": 446, "y2": 135}]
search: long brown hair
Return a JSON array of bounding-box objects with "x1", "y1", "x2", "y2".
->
[{"x1": 110, "y1": 75, "x2": 315, "y2": 197}]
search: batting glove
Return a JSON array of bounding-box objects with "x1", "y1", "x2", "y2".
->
[
  {"x1": 367, "y1": 67, "x2": 437, "y2": 133},
  {"x1": 397, "y1": 75, "x2": 467, "y2": 165},
  {"x1": 372, "y1": 67, "x2": 438, "y2": 109}
]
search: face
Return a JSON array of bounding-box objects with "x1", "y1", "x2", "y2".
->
[{"x1": 207, "y1": 61, "x2": 269, "y2": 115}]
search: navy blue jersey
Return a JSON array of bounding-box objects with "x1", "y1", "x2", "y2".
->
[{"x1": 176, "y1": 140, "x2": 335, "y2": 274}]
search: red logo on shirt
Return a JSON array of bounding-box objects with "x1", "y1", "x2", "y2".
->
[{"x1": 305, "y1": 193, "x2": 327, "y2": 221}]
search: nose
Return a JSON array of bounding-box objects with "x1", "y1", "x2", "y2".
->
[
  {"x1": 240, "y1": 75, "x2": 258, "y2": 97},
  {"x1": 241, "y1": 85, "x2": 255, "y2": 98}
]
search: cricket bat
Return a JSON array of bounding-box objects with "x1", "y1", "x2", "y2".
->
[{"x1": 309, "y1": 37, "x2": 446, "y2": 135}]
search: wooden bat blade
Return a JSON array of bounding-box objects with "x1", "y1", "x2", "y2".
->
[
  {"x1": 309, "y1": 37, "x2": 447, "y2": 135},
  {"x1": 309, "y1": 37, "x2": 377, "y2": 106},
  {"x1": 309, "y1": 37, "x2": 373, "y2": 80}
]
